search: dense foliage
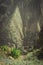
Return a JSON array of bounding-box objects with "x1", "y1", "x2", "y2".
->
[{"x1": 11, "y1": 48, "x2": 21, "y2": 58}]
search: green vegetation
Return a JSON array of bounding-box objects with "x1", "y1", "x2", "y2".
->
[
  {"x1": 0, "y1": 45, "x2": 9, "y2": 51},
  {"x1": 0, "y1": 46, "x2": 21, "y2": 58},
  {"x1": 0, "y1": 45, "x2": 11, "y2": 55},
  {"x1": 0, "y1": 49, "x2": 43, "y2": 65},
  {"x1": 11, "y1": 48, "x2": 21, "y2": 58}
]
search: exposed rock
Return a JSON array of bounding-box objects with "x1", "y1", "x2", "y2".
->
[{"x1": 0, "y1": 0, "x2": 43, "y2": 51}]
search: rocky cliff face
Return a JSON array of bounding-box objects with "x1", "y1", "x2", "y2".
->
[{"x1": 0, "y1": 0, "x2": 43, "y2": 50}]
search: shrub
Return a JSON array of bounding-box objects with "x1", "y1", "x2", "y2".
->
[
  {"x1": 11, "y1": 48, "x2": 21, "y2": 58},
  {"x1": 0, "y1": 45, "x2": 8, "y2": 51},
  {"x1": 0, "y1": 45, "x2": 11, "y2": 55}
]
